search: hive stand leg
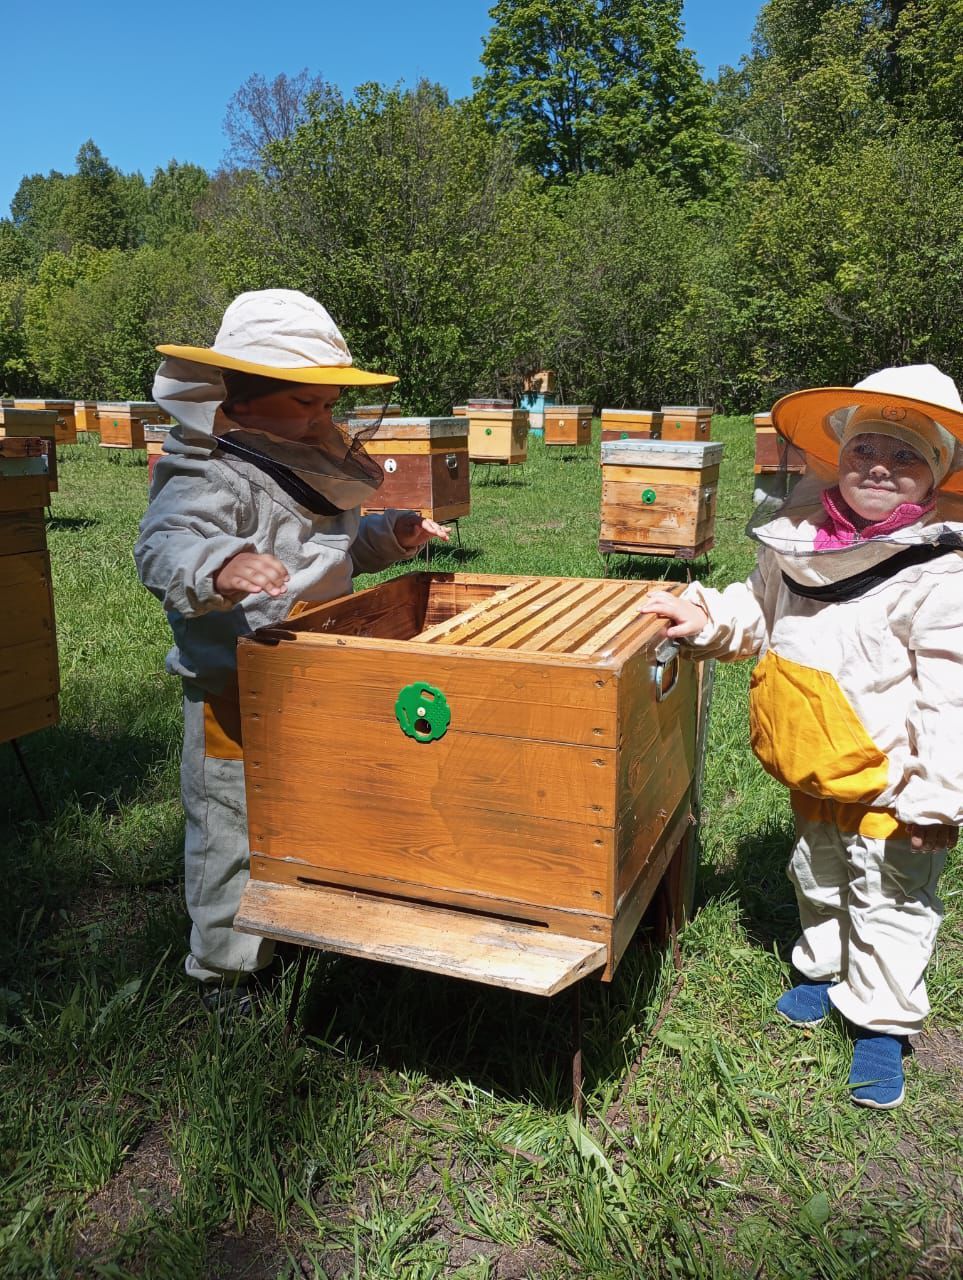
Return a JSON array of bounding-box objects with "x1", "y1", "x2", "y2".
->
[
  {"x1": 284, "y1": 947, "x2": 311, "y2": 1040},
  {"x1": 452, "y1": 519, "x2": 462, "y2": 550},
  {"x1": 9, "y1": 739, "x2": 46, "y2": 820},
  {"x1": 571, "y1": 980, "x2": 585, "y2": 1123}
]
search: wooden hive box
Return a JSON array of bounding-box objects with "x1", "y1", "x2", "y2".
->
[
  {"x1": 523, "y1": 369, "x2": 557, "y2": 395},
  {"x1": 543, "y1": 404, "x2": 593, "y2": 448},
  {"x1": 600, "y1": 408, "x2": 664, "y2": 443},
  {"x1": 354, "y1": 416, "x2": 470, "y2": 522},
  {"x1": 0, "y1": 442, "x2": 59, "y2": 744},
  {"x1": 349, "y1": 403, "x2": 402, "y2": 422},
  {"x1": 74, "y1": 401, "x2": 98, "y2": 432},
  {"x1": 15, "y1": 399, "x2": 77, "y2": 445},
  {"x1": 235, "y1": 571, "x2": 698, "y2": 994},
  {"x1": 600, "y1": 439, "x2": 724, "y2": 559},
  {"x1": 97, "y1": 403, "x2": 146, "y2": 450},
  {"x1": 468, "y1": 409, "x2": 529, "y2": 465},
  {"x1": 452, "y1": 405, "x2": 468, "y2": 417},
  {"x1": 144, "y1": 426, "x2": 170, "y2": 485},
  {"x1": 753, "y1": 412, "x2": 806, "y2": 474},
  {"x1": 0, "y1": 408, "x2": 58, "y2": 495},
  {"x1": 659, "y1": 404, "x2": 713, "y2": 442},
  {"x1": 467, "y1": 398, "x2": 513, "y2": 411},
  {"x1": 127, "y1": 401, "x2": 172, "y2": 426}
]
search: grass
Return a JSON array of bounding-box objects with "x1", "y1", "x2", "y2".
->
[{"x1": 1, "y1": 426, "x2": 961, "y2": 1278}]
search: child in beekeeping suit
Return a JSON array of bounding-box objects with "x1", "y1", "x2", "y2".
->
[
  {"x1": 642, "y1": 365, "x2": 963, "y2": 1109},
  {"x1": 135, "y1": 289, "x2": 448, "y2": 1012}
]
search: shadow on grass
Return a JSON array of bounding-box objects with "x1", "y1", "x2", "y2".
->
[
  {"x1": 298, "y1": 905, "x2": 671, "y2": 1112},
  {"x1": 45, "y1": 515, "x2": 98, "y2": 532},
  {"x1": 420, "y1": 544, "x2": 484, "y2": 568},
  {"x1": 697, "y1": 819, "x2": 800, "y2": 957},
  {"x1": 601, "y1": 553, "x2": 704, "y2": 583},
  {"x1": 469, "y1": 465, "x2": 531, "y2": 487}
]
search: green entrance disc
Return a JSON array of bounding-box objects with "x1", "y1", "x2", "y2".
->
[
  {"x1": 485, "y1": 427, "x2": 493, "y2": 435},
  {"x1": 641, "y1": 488, "x2": 657, "y2": 504},
  {"x1": 620, "y1": 431, "x2": 628, "y2": 439},
  {"x1": 395, "y1": 682, "x2": 451, "y2": 742}
]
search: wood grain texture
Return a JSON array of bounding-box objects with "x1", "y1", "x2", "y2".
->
[
  {"x1": 600, "y1": 440, "x2": 724, "y2": 469},
  {"x1": 0, "y1": 695, "x2": 58, "y2": 745},
  {"x1": 235, "y1": 879, "x2": 607, "y2": 995},
  {"x1": 0, "y1": 509, "x2": 46, "y2": 556},
  {"x1": 0, "y1": 476, "x2": 49, "y2": 513}
]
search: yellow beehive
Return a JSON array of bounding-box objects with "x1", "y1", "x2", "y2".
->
[
  {"x1": 234, "y1": 571, "x2": 699, "y2": 994},
  {"x1": 600, "y1": 409, "x2": 664, "y2": 442},
  {"x1": 74, "y1": 401, "x2": 98, "y2": 432},
  {"x1": 468, "y1": 409, "x2": 529, "y2": 464},
  {"x1": 600, "y1": 439, "x2": 724, "y2": 559},
  {"x1": 15, "y1": 399, "x2": 76, "y2": 445},
  {"x1": 96, "y1": 403, "x2": 146, "y2": 450},
  {"x1": 659, "y1": 405, "x2": 713, "y2": 442}
]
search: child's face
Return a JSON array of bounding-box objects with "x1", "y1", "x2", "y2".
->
[
  {"x1": 224, "y1": 384, "x2": 343, "y2": 446},
  {"x1": 838, "y1": 432, "x2": 933, "y2": 521}
]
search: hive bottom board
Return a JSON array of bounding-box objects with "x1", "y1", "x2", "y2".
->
[{"x1": 599, "y1": 537, "x2": 714, "y2": 560}]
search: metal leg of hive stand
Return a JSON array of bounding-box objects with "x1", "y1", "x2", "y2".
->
[
  {"x1": 452, "y1": 519, "x2": 462, "y2": 550},
  {"x1": 9, "y1": 738, "x2": 46, "y2": 820},
  {"x1": 284, "y1": 947, "x2": 310, "y2": 1040},
  {"x1": 571, "y1": 980, "x2": 585, "y2": 1123}
]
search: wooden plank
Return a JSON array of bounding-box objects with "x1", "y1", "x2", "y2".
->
[
  {"x1": 415, "y1": 578, "x2": 537, "y2": 643},
  {"x1": 599, "y1": 536, "x2": 714, "y2": 558},
  {"x1": 600, "y1": 441, "x2": 724, "y2": 469},
  {"x1": 239, "y1": 644, "x2": 618, "y2": 747},
  {"x1": 234, "y1": 880, "x2": 607, "y2": 995},
  {"x1": 0, "y1": 509, "x2": 46, "y2": 556},
  {"x1": 276, "y1": 572, "x2": 430, "y2": 640},
  {"x1": 0, "y1": 637, "x2": 59, "y2": 709},
  {"x1": 365, "y1": 436, "x2": 468, "y2": 455},
  {"x1": 602, "y1": 464, "x2": 720, "y2": 487},
  {"x1": 0, "y1": 476, "x2": 49, "y2": 512},
  {"x1": 0, "y1": 694, "x2": 58, "y2": 745},
  {"x1": 574, "y1": 595, "x2": 669, "y2": 657},
  {"x1": 480, "y1": 579, "x2": 602, "y2": 649},
  {"x1": 417, "y1": 578, "x2": 559, "y2": 645},
  {"x1": 249, "y1": 853, "x2": 613, "y2": 946},
  {"x1": 610, "y1": 795, "x2": 692, "y2": 971},
  {"x1": 508, "y1": 580, "x2": 630, "y2": 653}
]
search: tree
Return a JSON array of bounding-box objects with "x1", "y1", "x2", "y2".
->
[
  {"x1": 223, "y1": 70, "x2": 343, "y2": 170},
  {"x1": 62, "y1": 140, "x2": 129, "y2": 250},
  {"x1": 144, "y1": 161, "x2": 211, "y2": 245},
  {"x1": 476, "y1": 0, "x2": 733, "y2": 194}
]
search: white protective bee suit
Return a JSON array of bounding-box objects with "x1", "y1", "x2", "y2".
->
[
  {"x1": 135, "y1": 356, "x2": 416, "y2": 983},
  {"x1": 682, "y1": 474, "x2": 963, "y2": 1036}
]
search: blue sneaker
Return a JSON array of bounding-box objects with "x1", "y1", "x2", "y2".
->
[
  {"x1": 849, "y1": 1033, "x2": 906, "y2": 1109},
  {"x1": 776, "y1": 981, "x2": 833, "y2": 1027}
]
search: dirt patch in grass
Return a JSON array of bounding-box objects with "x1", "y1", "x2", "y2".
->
[
  {"x1": 205, "y1": 1207, "x2": 290, "y2": 1279},
  {"x1": 914, "y1": 1027, "x2": 963, "y2": 1093},
  {"x1": 74, "y1": 1123, "x2": 180, "y2": 1261}
]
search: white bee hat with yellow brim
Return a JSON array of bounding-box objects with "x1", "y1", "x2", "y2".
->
[
  {"x1": 156, "y1": 288, "x2": 398, "y2": 387},
  {"x1": 772, "y1": 364, "x2": 963, "y2": 495}
]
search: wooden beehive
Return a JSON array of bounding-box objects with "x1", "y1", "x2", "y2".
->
[
  {"x1": 0, "y1": 440, "x2": 59, "y2": 744},
  {"x1": 349, "y1": 404, "x2": 402, "y2": 422},
  {"x1": 234, "y1": 571, "x2": 698, "y2": 994},
  {"x1": 0, "y1": 408, "x2": 58, "y2": 495},
  {"x1": 452, "y1": 405, "x2": 468, "y2": 417},
  {"x1": 468, "y1": 409, "x2": 529, "y2": 465},
  {"x1": 356, "y1": 417, "x2": 470, "y2": 522},
  {"x1": 128, "y1": 401, "x2": 172, "y2": 426},
  {"x1": 600, "y1": 408, "x2": 663, "y2": 443},
  {"x1": 15, "y1": 399, "x2": 76, "y2": 445},
  {"x1": 753, "y1": 412, "x2": 806, "y2": 474},
  {"x1": 523, "y1": 370, "x2": 557, "y2": 395},
  {"x1": 543, "y1": 404, "x2": 593, "y2": 448},
  {"x1": 74, "y1": 401, "x2": 98, "y2": 432},
  {"x1": 97, "y1": 403, "x2": 146, "y2": 450},
  {"x1": 600, "y1": 439, "x2": 724, "y2": 559},
  {"x1": 144, "y1": 426, "x2": 170, "y2": 485},
  {"x1": 467, "y1": 398, "x2": 513, "y2": 411},
  {"x1": 659, "y1": 405, "x2": 713, "y2": 442}
]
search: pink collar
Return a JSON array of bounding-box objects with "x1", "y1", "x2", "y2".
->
[{"x1": 813, "y1": 486, "x2": 935, "y2": 551}]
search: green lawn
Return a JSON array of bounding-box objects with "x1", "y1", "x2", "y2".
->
[{"x1": 1, "y1": 425, "x2": 961, "y2": 1279}]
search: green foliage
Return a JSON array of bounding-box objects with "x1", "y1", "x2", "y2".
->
[
  {"x1": 144, "y1": 161, "x2": 211, "y2": 246},
  {"x1": 477, "y1": 0, "x2": 734, "y2": 194}
]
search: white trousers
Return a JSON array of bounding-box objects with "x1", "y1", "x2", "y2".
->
[
  {"x1": 788, "y1": 813, "x2": 946, "y2": 1035},
  {"x1": 181, "y1": 684, "x2": 273, "y2": 983}
]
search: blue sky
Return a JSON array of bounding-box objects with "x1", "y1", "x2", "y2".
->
[{"x1": 1, "y1": 0, "x2": 762, "y2": 216}]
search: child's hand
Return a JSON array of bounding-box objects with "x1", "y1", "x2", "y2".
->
[
  {"x1": 214, "y1": 551, "x2": 290, "y2": 600},
  {"x1": 639, "y1": 590, "x2": 708, "y2": 639},
  {"x1": 394, "y1": 513, "x2": 451, "y2": 551},
  {"x1": 908, "y1": 824, "x2": 959, "y2": 852}
]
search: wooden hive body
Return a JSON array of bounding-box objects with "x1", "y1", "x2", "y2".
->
[
  {"x1": 127, "y1": 401, "x2": 172, "y2": 425},
  {"x1": 543, "y1": 404, "x2": 593, "y2": 447},
  {"x1": 0, "y1": 408, "x2": 58, "y2": 494},
  {"x1": 236, "y1": 571, "x2": 698, "y2": 994},
  {"x1": 355, "y1": 417, "x2": 470, "y2": 522},
  {"x1": 659, "y1": 404, "x2": 713, "y2": 442},
  {"x1": 144, "y1": 426, "x2": 170, "y2": 485},
  {"x1": 349, "y1": 404, "x2": 402, "y2": 422},
  {"x1": 753, "y1": 412, "x2": 806, "y2": 474},
  {"x1": 0, "y1": 442, "x2": 59, "y2": 744},
  {"x1": 600, "y1": 408, "x2": 664, "y2": 443},
  {"x1": 600, "y1": 440, "x2": 724, "y2": 558},
  {"x1": 15, "y1": 399, "x2": 76, "y2": 445},
  {"x1": 97, "y1": 403, "x2": 146, "y2": 449},
  {"x1": 74, "y1": 401, "x2": 98, "y2": 432},
  {"x1": 468, "y1": 409, "x2": 529, "y2": 464}
]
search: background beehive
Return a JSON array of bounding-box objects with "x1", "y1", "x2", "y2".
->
[
  {"x1": 356, "y1": 417, "x2": 470, "y2": 522},
  {"x1": 349, "y1": 404, "x2": 403, "y2": 422},
  {"x1": 468, "y1": 408, "x2": 529, "y2": 464},
  {"x1": 97, "y1": 403, "x2": 146, "y2": 449},
  {"x1": 74, "y1": 401, "x2": 98, "y2": 433},
  {"x1": 600, "y1": 439, "x2": 724, "y2": 558},
  {"x1": 600, "y1": 408, "x2": 663, "y2": 442},
  {"x1": 659, "y1": 404, "x2": 713, "y2": 442},
  {"x1": 15, "y1": 399, "x2": 76, "y2": 445},
  {"x1": 235, "y1": 571, "x2": 698, "y2": 991},
  {"x1": 543, "y1": 404, "x2": 593, "y2": 448},
  {"x1": 144, "y1": 426, "x2": 170, "y2": 485},
  {"x1": 753, "y1": 412, "x2": 806, "y2": 473},
  {"x1": 0, "y1": 407, "x2": 58, "y2": 495},
  {"x1": 0, "y1": 441, "x2": 59, "y2": 744}
]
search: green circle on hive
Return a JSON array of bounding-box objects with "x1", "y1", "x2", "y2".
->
[
  {"x1": 485, "y1": 427, "x2": 493, "y2": 435},
  {"x1": 395, "y1": 682, "x2": 451, "y2": 742},
  {"x1": 642, "y1": 488, "x2": 657, "y2": 504}
]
